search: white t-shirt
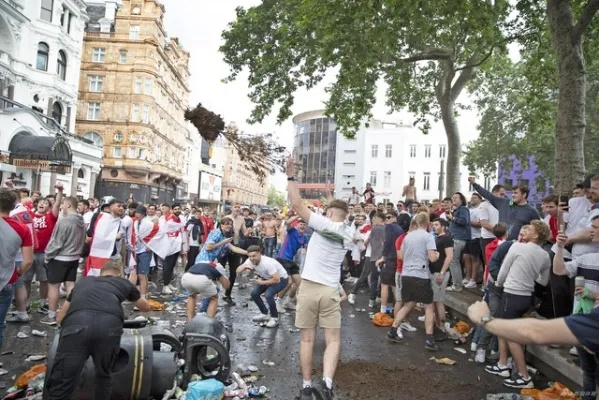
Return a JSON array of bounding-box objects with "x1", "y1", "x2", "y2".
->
[
  {"x1": 469, "y1": 205, "x2": 482, "y2": 239},
  {"x1": 83, "y1": 211, "x2": 94, "y2": 225},
  {"x1": 302, "y1": 213, "x2": 353, "y2": 287},
  {"x1": 572, "y1": 207, "x2": 599, "y2": 258},
  {"x1": 248, "y1": 255, "x2": 288, "y2": 280},
  {"x1": 478, "y1": 201, "x2": 499, "y2": 239},
  {"x1": 348, "y1": 193, "x2": 360, "y2": 205},
  {"x1": 187, "y1": 224, "x2": 201, "y2": 247}
]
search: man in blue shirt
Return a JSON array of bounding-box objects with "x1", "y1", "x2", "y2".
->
[
  {"x1": 276, "y1": 215, "x2": 308, "y2": 310},
  {"x1": 195, "y1": 216, "x2": 247, "y2": 263}
]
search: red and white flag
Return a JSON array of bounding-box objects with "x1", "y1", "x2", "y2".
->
[
  {"x1": 84, "y1": 213, "x2": 121, "y2": 276},
  {"x1": 161, "y1": 212, "x2": 184, "y2": 256},
  {"x1": 132, "y1": 217, "x2": 171, "y2": 259}
]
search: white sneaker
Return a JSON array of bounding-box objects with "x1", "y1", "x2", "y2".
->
[
  {"x1": 276, "y1": 301, "x2": 285, "y2": 313},
  {"x1": 348, "y1": 294, "x2": 356, "y2": 305},
  {"x1": 400, "y1": 321, "x2": 417, "y2": 332},
  {"x1": 161, "y1": 286, "x2": 173, "y2": 294},
  {"x1": 417, "y1": 315, "x2": 425, "y2": 322},
  {"x1": 266, "y1": 318, "x2": 279, "y2": 328},
  {"x1": 168, "y1": 283, "x2": 177, "y2": 292},
  {"x1": 464, "y1": 280, "x2": 477, "y2": 289},
  {"x1": 368, "y1": 300, "x2": 375, "y2": 308},
  {"x1": 446, "y1": 285, "x2": 462, "y2": 292},
  {"x1": 252, "y1": 314, "x2": 270, "y2": 322},
  {"x1": 462, "y1": 278, "x2": 470, "y2": 284},
  {"x1": 470, "y1": 342, "x2": 478, "y2": 352},
  {"x1": 475, "y1": 348, "x2": 486, "y2": 364}
]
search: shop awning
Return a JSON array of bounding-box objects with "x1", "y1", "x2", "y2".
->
[{"x1": 9, "y1": 133, "x2": 72, "y2": 173}]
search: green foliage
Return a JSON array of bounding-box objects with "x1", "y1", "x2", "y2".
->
[
  {"x1": 220, "y1": 0, "x2": 514, "y2": 137},
  {"x1": 267, "y1": 185, "x2": 286, "y2": 207}
]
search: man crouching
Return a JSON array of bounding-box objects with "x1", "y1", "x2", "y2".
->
[{"x1": 45, "y1": 261, "x2": 151, "y2": 400}]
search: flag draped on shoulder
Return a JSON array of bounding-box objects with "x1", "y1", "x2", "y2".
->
[
  {"x1": 132, "y1": 217, "x2": 170, "y2": 259},
  {"x1": 162, "y1": 212, "x2": 183, "y2": 256},
  {"x1": 84, "y1": 213, "x2": 121, "y2": 276}
]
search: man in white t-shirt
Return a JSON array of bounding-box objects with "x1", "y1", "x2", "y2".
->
[
  {"x1": 237, "y1": 245, "x2": 289, "y2": 328},
  {"x1": 286, "y1": 157, "x2": 352, "y2": 400}
]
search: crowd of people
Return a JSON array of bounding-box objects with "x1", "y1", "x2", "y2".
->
[{"x1": 1, "y1": 163, "x2": 599, "y2": 399}]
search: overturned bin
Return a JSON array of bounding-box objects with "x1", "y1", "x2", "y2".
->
[
  {"x1": 180, "y1": 314, "x2": 231, "y2": 387},
  {"x1": 43, "y1": 319, "x2": 182, "y2": 400}
]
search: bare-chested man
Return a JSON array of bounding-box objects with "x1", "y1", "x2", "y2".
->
[
  {"x1": 262, "y1": 213, "x2": 278, "y2": 257},
  {"x1": 402, "y1": 177, "x2": 417, "y2": 213}
]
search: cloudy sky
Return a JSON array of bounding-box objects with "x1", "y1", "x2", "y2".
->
[{"x1": 160, "y1": 0, "x2": 480, "y2": 189}]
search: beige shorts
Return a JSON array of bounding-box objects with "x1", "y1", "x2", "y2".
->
[
  {"x1": 431, "y1": 272, "x2": 450, "y2": 302},
  {"x1": 295, "y1": 279, "x2": 341, "y2": 329},
  {"x1": 181, "y1": 273, "x2": 218, "y2": 298}
]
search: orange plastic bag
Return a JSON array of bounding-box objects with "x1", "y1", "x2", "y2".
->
[
  {"x1": 15, "y1": 364, "x2": 46, "y2": 389},
  {"x1": 454, "y1": 321, "x2": 470, "y2": 335},
  {"x1": 147, "y1": 299, "x2": 164, "y2": 311},
  {"x1": 372, "y1": 312, "x2": 394, "y2": 327},
  {"x1": 521, "y1": 382, "x2": 576, "y2": 400}
]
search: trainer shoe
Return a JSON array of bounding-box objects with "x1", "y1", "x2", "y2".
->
[
  {"x1": 425, "y1": 338, "x2": 439, "y2": 351},
  {"x1": 266, "y1": 318, "x2": 279, "y2": 328},
  {"x1": 40, "y1": 315, "x2": 57, "y2": 326},
  {"x1": 161, "y1": 286, "x2": 173, "y2": 294},
  {"x1": 446, "y1": 285, "x2": 463, "y2": 292},
  {"x1": 223, "y1": 296, "x2": 236, "y2": 306},
  {"x1": 417, "y1": 315, "x2": 425, "y2": 322},
  {"x1": 433, "y1": 327, "x2": 447, "y2": 342},
  {"x1": 386, "y1": 327, "x2": 404, "y2": 343},
  {"x1": 168, "y1": 283, "x2": 177, "y2": 292},
  {"x1": 470, "y1": 342, "x2": 478, "y2": 352},
  {"x1": 488, "y1": 350, "x2": 499, "y2": 361},
  {"x1": 348, "y1": 294, "x2": 356, "y2": 305},
  {"x1": 503, "y1": 374, "x2": 534, "y2": 389},
  {"x1": 400, "y1": 321, "x2": 417, "y2": 332},
  {"x1": 252, "y1": 313, "x2": 270, "y2": 322},
  {"x1": 315, "y1": 379, "x2": 336, "y2": 400},
  {"x1": 7, "y1": 314, "x2": 29, "y2": 323},
  {"x1": 464, "y1": 280, "x2": 477, "y2": 289},
  {"x1": 299, "y1": 386, "x2": 313, "y2": 400},
  {"x1": 485, "y1": 363, "x2": 511, "y2": 378},
  {"x1": 276, "y1": 300, "x2": 285, "y2": 313},
  {"x1": 475, "y1": 348, "x2": 486, "y2": 364}
]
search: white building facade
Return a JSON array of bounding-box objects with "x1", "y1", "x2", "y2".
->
[
  {"x1": 293, "y1": 110, "x2": 476, "y2": 204},
  {"x1": 0, "y1": 0, "x2": 102, "y2": 198}
]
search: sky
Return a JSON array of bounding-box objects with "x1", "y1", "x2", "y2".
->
[{"x1": 160, "y1": 0, "x2": 481, "y2": 191}]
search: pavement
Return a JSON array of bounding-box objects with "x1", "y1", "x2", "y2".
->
[
  {"x1": 444, "y1": 287, "x2": 584, "y2": 388},
  {"x1": 0, "y1": 276, "x2": 548, "y2": 400}
]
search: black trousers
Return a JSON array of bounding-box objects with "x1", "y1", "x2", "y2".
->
[
  {"x1": 162, "y1": 252, "x2": 180, "y2": 286},
  {"x1": 221, "y1": 253, "x2": 242, "y2": 297},
  {"x1": 186, "y1": 246, "x2": 200, "y2": 272},
  {"x1": 46, "y1": 312, "x2": 123, "y2": 400}
]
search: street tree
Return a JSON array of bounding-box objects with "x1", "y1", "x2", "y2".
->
[
  {"x1": 220, "y1": 0, "x2": 515, "y2": 195},
  {"x1": 267, "y1": 186, "x2": 286, "y2": 207},
  {"x1": 184, "y1": 103, "x2": 287, "y2": 184}
]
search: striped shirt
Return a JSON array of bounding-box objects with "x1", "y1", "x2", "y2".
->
[{"x1": 565, "y1": 253, "x2": 599, "y2": 294}]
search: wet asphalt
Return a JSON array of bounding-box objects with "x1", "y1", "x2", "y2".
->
[{"x1": 0, "y1": 274, "x2": 534, "y2": 400}]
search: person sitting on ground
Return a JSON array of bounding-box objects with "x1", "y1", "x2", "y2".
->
[
  {"x1": 237, "y1": 245, "x2": 289, "y2": 328},
  {"x1": 45, "y1": 261, "x2": 150, "y2": 400},
  {"x1": 181, "y1": 261, "x2": 230, "y2": 320}
]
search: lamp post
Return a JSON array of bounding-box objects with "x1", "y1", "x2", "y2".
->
[{"x1": 438, "y1": 158, "x2": 445, "y2": 200}]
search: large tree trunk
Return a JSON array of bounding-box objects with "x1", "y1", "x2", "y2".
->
[
  {"x1": 440, "y1": 99, "x2": 461, "y2": 196},
  {"x1": 547, "y1": 0, "x2": 587, "y2": 193}
]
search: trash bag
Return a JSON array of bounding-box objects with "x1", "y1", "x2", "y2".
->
[
  {"x1": 15, "y1": 365, "x2": 46, "y2": 389},
  {"x1": 148, "y1": 299, "x2": 165, "y2": 311},
  {"x1": 371, "y1": 312, "x2": 394, "y2": 327},
  {"x1": 521, "y1": 382, "x2": 576, "y2": 400},
  {"x1": 185, "y1": 379, "x2": 224, "y2": 400}
]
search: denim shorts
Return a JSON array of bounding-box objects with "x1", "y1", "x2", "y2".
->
[{"x1": 136, "y1": 252, "x2": 152, "y2": 276}]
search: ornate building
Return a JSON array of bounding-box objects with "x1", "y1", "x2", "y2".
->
[
  {"x1": 77, "y1": 0, "x2": 191, "y2": 203},
  {"x1": 221, "y1": 139, "x2": 268, "y2": 206},
  {"x1": 0, "y1": 0, "x2": 102, "y2": 197}
]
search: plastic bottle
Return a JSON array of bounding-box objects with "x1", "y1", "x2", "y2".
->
[
  {"x1": 573, "y1": 276, "x2": 586, "y2": 313},
  {"x1": 232, "y1": 372, "x2": 247, "y2": 390}
]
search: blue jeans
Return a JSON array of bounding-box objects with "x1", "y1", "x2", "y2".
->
[
  {"x1": 0, "y1": 284, "x2": 15, "y2": 349},
  {"x1": 263, "y1": 237, "x2": 277, "y2": 258},
  {"x1": 136, "y1": 251, "x2": 152, "y2": 275},
  {"x1": 251, "y1": 278, "x2": 288, "y2": 318},
  {"x1": 577, "y1": 346, "x2": 599, "y2": 400}
]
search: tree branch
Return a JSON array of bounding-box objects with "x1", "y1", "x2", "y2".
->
[
  {"x1": 402, "y1": 48, "x2": 452, "y2": 63},
  {"x1": 574, "y1": 0, "x2": 599, "y2": 41},
  {"x1": 450, "y1": 63, "x2": 477, "y2": 103}
]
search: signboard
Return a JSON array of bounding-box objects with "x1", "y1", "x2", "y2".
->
[
  {"x1": 11, "y1": 159, "x2": 71, "y2": 174},
  {"x1": 199, "y1": 172, "x2": 222, "y2": 201}
]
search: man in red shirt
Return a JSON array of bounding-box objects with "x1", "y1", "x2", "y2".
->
[
  {"x1": 201, "y1": 207, "x2": 215, "y2": 244},
  {"x1": 0, "y1": 188, "x2": 33, "y2": 347},
  {"x1": 25, "y1": 184, "x2": 63, "y2": 313}
]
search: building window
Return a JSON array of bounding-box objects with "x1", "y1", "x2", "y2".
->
[
  {"x1": 144, "y1": 77, "x2": 152, "y2": 94},
  {"x1": 83, "y1": 132, "x2": 103, "y2": 147},
  {"x1": 87, "y1": 103, "x2": 100, "y2": 120},
  {"x1": 384, "y1": 171, "x2": 391, "y2": 188},
  {"x1": 114, "y1": 132, "x2": 123, "y2": 142},
  {"x1": 40, "y1": 0, "x2": 53, "y2": 22},
  {"x1": 89, "y1": 76, "x2": 103, "y2": 92},
  {"x1": 439, "y1": 145, "x2": 446, "y2": 159},
  {"x1": 113, "y1": 147, "x2": 122, "y2": 158},
  {"x1": 128, "y1": 147, "x2": 137, "y2": 158},
  {"x1": 424, "y1": 144, "x2": 431, "y2": 158},
  {"x1": 92, "y1": 48, "x2": 105, "y2": 62},
  {"x1": 52, "y1": 102, "x2": 62, "y2": 124},
  {"x1": 131, "y1": 104, "x2": 139, "y2": 122},
  {"x1": 369, "y1": 171, "x2": 377, "y2": 186},
  {"x1": 385, "y1": 144, "x2": 392, "y2": 158},
  {"x1": 56, "y1": 50, "x2": 67, "y2": 80},
  {"x1": 410, "y1": 145, "x2": 416, "y2": 158},
  {"x1": 119, "y1": 51, "x2": 127, "y2": 64},
  {"x1": 138, "y1": 148, "x2": 146, "y2": 159},
  {"x1": 67, "y1": 12, "x2": 73, "y2": 33},
  {"x1": 142, "y1": 105, "x2": 150, "y2": 123},
  {"x1": 344, "y1": 150, "x2": 356, "y2": 154},
  {"x1": 343, "y1": 162, "x2": 356, "y2": 166},
  {"x1": 129, "y1": 25, "x2": 140, "y2": 40},
  {"x1": 371, "y1": 145, "x2": 378, "y2": 158},
  {"x1": 423, "y1": 173, "x2": 431, "y2": 191},
  {"x1": 36, "y1": 42, "x2": 49, "y2": 71},
  {"x1": 134, "y1": 76, "x2": 142, "y2": 93}
]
